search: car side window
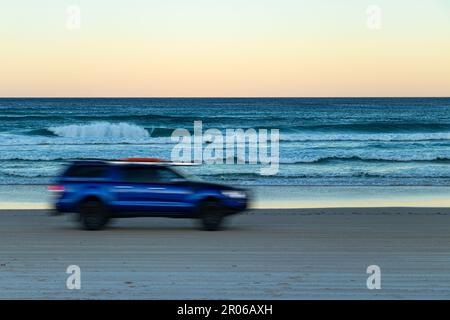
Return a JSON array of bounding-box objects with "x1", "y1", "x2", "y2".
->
[
  {"x1": 119, "y1": 166, "x2": 183, "y2": 183},
  {"x1": 64, "y1": 165, "x2": 106, "y2": 178},
  {"x1": 120, "y1": 167, "x2": 159, "y2": 183}
]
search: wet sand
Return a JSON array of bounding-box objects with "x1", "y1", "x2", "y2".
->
[{"x1": 1, "y1": 208, "x2": 450, "y2": 299}]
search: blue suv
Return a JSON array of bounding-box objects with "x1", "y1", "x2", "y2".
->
[{"x1": 51, "y1": 160, "x2": 249, "y2": 231}]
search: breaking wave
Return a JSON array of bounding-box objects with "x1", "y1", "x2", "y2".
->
[{"x1": 48, "y1": 122, "x2": 150, "y2": 140}]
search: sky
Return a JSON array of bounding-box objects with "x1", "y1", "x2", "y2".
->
[{"x1": 0, "y1": 0, "x2": 449, "y2": 97}]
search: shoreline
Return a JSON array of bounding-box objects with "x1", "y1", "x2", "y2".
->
[{"x1": 2, "y1": 185, "x2": 450, "y2": 210}]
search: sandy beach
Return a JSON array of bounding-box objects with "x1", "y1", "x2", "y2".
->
[{"x1": 1, "y1": 207, "x2": 450, "y2": 299}]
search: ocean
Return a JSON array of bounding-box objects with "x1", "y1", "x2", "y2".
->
[{"x1": 1, "y1": 97, "x2": 450, "y2": 187}]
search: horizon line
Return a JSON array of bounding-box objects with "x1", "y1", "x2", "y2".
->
[{"x1": 1, "y1": 96, "x2": 450, "y2": 99}]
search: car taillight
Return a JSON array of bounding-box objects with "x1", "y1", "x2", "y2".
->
[{"x1": 48, "y1": 185, "x2": 65, "y2": 192}]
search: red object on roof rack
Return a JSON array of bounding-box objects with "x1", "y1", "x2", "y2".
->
[{"x1": 121, "y1": 158, "x2": 165, "y2": 163}]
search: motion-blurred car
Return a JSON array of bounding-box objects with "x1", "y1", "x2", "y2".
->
[{"x1": 49, "y1": 159, "x2": 249, "y2": 231}]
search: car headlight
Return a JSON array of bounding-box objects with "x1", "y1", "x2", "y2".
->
[{"x1": 222, "y1": 190, "x2": 247, "y2": 199}]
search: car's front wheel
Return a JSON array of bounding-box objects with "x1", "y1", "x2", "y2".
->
[
  {"x1": 199, "y1": 200, "x2": 225, "y2": 231},
  {"x1": 79, "y1": 199, "x2": 109, "y2": 231}
]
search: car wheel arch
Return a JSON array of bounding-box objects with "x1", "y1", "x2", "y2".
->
[
  {"x1": 78, "y1": 195, "x2": 104, "y2": 209},
  {"x1": 198, "y1": 196, "x2": 221, "y2": 206}
]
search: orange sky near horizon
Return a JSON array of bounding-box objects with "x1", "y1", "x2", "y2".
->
[{"x1": 1, "y1": 0, "x2": 449, "y2": 97}]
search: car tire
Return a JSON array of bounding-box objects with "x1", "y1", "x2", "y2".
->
[
  {"x1": 79, "y1": 199, "x2": 109, "y2": 231},
  {"x1": 199, "y1": 200, "x2": 224, "y2": 231}
]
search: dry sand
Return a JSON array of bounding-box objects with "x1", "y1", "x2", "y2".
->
[{"x1": 1, "y1": 208, "x2": 450, "y2": 299}]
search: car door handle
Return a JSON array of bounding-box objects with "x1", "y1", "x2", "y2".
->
[{"x1": 147, "y1": 187, "x2": 166, "y2": 190}]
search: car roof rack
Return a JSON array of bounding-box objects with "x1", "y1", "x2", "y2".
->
[{"x1": 70, "y1": 158, "x2": 200, "y2": 166}]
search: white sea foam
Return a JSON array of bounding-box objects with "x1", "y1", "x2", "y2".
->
[
  {"x1": 48, "y1": 122, "x2": 150, "y2": 140},
  {"x1": 281, "y1": 132, "x2": 450, "y2": 142}
]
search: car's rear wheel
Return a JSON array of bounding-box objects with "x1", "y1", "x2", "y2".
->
[
  {"x1": 199, "y1": 200, "x2": 224, "y2": 231},
  {"x1": 79, "y1": 199, "x2": 109, "y2": 231}
]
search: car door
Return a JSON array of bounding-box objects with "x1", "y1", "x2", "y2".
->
[
  {"x1": 143, "y1": 167, "x2": 194, "y2": 213},
  {"x1": 112, "y1": 165, "x2": 159, "y2": 213},
  {"x1": 112, "y1": 165, "x2": 193, "y2": 214}
]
